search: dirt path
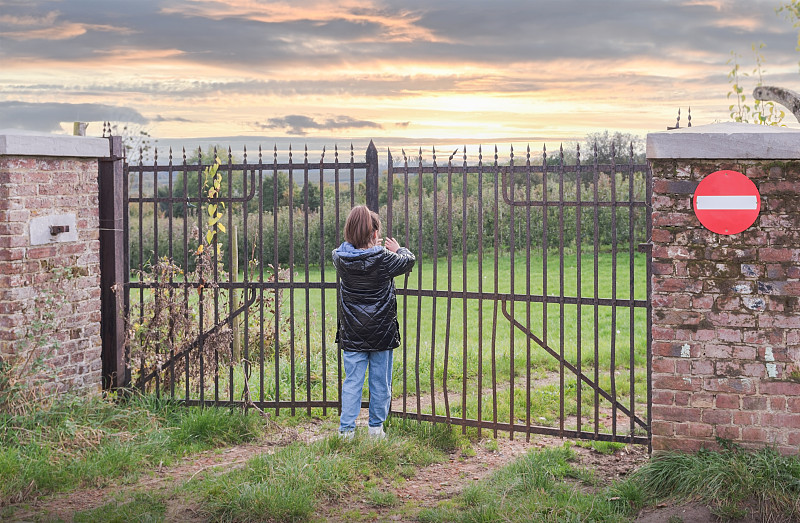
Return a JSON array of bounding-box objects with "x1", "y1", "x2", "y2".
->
[{"x1": 322, "y1": 432, "x2": 649, "y2": 522}]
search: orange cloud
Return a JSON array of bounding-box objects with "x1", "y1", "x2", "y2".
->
[
  {"x1": 1, "y1": 22, "x2": 122, "y2": 40},
  {"x1": 159, "y1": 0, "x2": 447, "y2": 43},
  {"x1": 0, "y1": 9, "x2": 133, "y2": 41},
  {"x1": 91, "y1": 48, "x2": 187, "y2": 61},
  {"x1": 680, "y1": 0, "x2": 724, "y2": 10},
  {"x1": 711, "y1": 16, "x2": 764, "y2": 31}
]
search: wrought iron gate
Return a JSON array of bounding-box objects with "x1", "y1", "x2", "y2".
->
[{"x1": 122, "y1": 139, "x2": 651, "y2": 445}]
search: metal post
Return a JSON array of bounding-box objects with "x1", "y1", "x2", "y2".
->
[
  {"x1": 366, "y1": 140, "x2": 379, "y2": 211},
  {"x1": 99, "y1": 136, "x2": 129, "y2": 389}
]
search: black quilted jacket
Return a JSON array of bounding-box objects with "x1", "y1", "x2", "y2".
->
[{"x1": 332, "y1": 242, "x2": 415, "y2": 352}]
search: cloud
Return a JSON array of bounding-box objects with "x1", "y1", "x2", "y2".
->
[
  {"x1": 0, "y1": 0, "x2": 785, "y2": 70},
  {"x1": 254, "y1": 114, "x2": 383, "y2": 135},
  {"x1": 0, "y1": 9, "x2": 131, "y2": 41},
  {"x1": 0, "y1": 75, "x2": 540, "y2": 100},
  {"x1": 0, "y1": 12, "x2": 59, "y2": 27},
  {"x1": 160, "y1": 0, "x2": 445, "y2": 43},
  {"x1": 152, "y1": 114, "x2": 193, "y2": 122},
  {"x1": 0, "y1": 101, "x2": 148, "y2": 132},
  {"x1": 1, "y1": 0, "x2": 798, "y2": 141},
  {"x1": 1, "y1": 22, "x2": 121, "y2": 41}
]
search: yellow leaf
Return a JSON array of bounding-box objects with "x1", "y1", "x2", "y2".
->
[
  {"x1": 208, "y1": 204, "x2": 217, "y2": 217},
  {"x1": 206, "y1": 230, "x2": 215, "y2": 244},
  {"x1": 208, "y1": 215, "x2": 220, "y2": 227},
  {"x1": 217, "y1": 223, "x2": 226, "y2": 233},
  {"x1": 195, "y1": 244, "x2": 204, "y2": 255}
]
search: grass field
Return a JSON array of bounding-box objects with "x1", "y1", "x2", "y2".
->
[{"x1": 131, "y1": 250, "x2": 649, "y2": 440}]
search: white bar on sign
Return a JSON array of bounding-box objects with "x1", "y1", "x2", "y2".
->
[{"x1": 696, "y1": 195, "x2": 757, "y2": 210}]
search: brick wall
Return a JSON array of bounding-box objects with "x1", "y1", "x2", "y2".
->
[
  {"x1": 648, "y1": 123, "x2": 800, "y2": 454},
  {"x1": 0, "y1": 132, "x2": 108, "y2": 395}
]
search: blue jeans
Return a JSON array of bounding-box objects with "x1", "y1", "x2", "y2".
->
[{"x1": 339, "y1": 349, "x2": 393, "y2": 432}]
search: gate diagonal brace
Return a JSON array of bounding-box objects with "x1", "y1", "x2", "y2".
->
[
  {"x1": 135, "y1": 289, "x2": 258, "y2": 389},
  {"x1": 500, "y1": 299, "x2": 648, "y2": 431}
]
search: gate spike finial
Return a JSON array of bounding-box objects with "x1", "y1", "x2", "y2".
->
[
  {"x1": 688, "y1": 106, "x2": 692, "y2": 127},
  {"x1": 243, "y1": 144, "x2": 247, "y2": 163},
  {"x1": 321, "y1": 145, "x2": 326, "y2": 162}
]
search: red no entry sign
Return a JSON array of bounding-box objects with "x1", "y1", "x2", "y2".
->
[{"x1": 692, "y1": 170, "x2": 760, "y2": 235}]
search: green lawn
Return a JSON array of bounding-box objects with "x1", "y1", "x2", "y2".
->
[{"x1": 130, "y1": 250, "x2": 649, "y2": 440}]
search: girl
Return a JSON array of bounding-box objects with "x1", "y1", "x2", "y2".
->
[{"x1": 332, "y1": 205, "x2": 415, "y2": 438}]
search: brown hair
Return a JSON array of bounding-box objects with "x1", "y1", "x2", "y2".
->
[{"x1": 344, "y1": 205, "x2": 381, "y2": 249}]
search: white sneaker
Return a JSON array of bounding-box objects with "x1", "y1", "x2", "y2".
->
[
  {"x1": 338, "y1": 430, "x2": 355, "y2": 440},
  {"x1": 368, "y1": 425, "x2": 386, "y2": 439}
]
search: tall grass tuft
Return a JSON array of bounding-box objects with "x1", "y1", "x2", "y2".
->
[
  {"x1": 171, "y1": 407, "x2": 260, "y2": 447},
  {"x1": 631, "y1": 441, "x2": 800, "y2": 520},
  {"x1": 385, "y1": 416, "x2": 466, "y2": 452}
]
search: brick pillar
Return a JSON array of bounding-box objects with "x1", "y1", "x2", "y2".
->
[
  {"x1": 0, "y1": 130, "x2": 109, "y2": 394},
  {"x1": 647, "y1": 122, "x2": 800, "y2": 454}
]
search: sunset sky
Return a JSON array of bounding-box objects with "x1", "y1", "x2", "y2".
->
[{"x1": 2, "y1": 0, "x2": 800, "y2": 150}]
